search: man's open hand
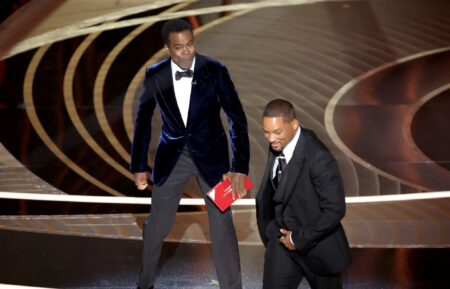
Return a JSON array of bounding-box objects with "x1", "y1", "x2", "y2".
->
[{"x1": 222, "y1": 172, "x2": 246, "y2": 200}]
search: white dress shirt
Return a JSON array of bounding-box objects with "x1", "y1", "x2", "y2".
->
[
  {"x1": 171, "y1": 57, "x2": 196, "y2": 126},
  {"x1": 271, "y1": 126, "x2": 301, "y2": 246},
  {"x1": 272, "y1": 127, "x2": 301, "y2": 178}
]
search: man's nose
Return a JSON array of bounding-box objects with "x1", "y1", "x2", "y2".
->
[{"x1": 267, "y1": 134, "x2": 276, "y2": 143}]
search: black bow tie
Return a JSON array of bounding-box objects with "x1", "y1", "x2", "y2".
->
[{"x1": 175, "y1": 70, "x2": 193, "y2": 80}]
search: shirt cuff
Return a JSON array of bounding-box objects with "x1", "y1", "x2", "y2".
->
[{"x1": 290, "y1": 232, "x2": 295, "y2": 246}]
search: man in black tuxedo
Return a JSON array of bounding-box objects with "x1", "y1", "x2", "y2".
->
[
  {"x1": 256, "y1": 99, "x2": 351, "y2": 289},
  {"x1": 130, "y1": 19, "x2": 249, "y2": 289}
]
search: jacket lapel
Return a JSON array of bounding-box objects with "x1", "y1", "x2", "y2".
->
[
  {"x1": 186, "y1": 54, "x2": 210, "y2": 130},
  {"x1": 154, "y1": 58, "x2": 185, "y2": 129},
  {"x1": 277, "y1": 130, "x2": 306, "y2": 206},
  {"x1": 256, "y1": 150, "x2": 275, "y2": 202}
]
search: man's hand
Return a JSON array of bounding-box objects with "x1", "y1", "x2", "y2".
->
[
  {"x1": 222, "y1": 172, "x2": 246, "y2": 200},
  {"x1": 280, "y1": 228, "x2": 296, "y2": 251},
  {"x1": 134, "y1": 172, "x2": 148, "y2": 190}
]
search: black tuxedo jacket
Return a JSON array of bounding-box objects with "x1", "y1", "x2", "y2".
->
[
  {"x1": 256, "y1": 128, "x2": 351, "y2": 275},
  {"x1": 130, "y1": 54, "x2": 249, "y2": 187}
]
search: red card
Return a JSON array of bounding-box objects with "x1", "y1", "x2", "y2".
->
[{"x1": 206, "y1": 177, "x2": 253, "y2": 211}]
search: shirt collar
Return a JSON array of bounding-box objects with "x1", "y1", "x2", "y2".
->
[{"x1": 281, "y1": 127, "x2": 301, "y2": 163}]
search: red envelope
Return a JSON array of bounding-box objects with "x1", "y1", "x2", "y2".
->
[{"x1": 206, "y1": 177, "x2": 253, "y2": 211}]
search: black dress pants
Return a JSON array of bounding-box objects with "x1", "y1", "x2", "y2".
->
[
  {"x1": 263, "y1": 238, "x2": 342, "y2": 289},
  {"x1": 137, "y1": 148, "x2": 242, "y2": 289}
]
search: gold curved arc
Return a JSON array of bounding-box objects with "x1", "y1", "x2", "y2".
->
[
  {"x1": 63, "y1": 26, "x2": 136, "y2": 188},
  {"x1": 325, "y1": 47, "x2": 450, "y2": 192},
  {"x1": 123, "y1": 50, "x2": 166, "y2": 143},
  {"x1": 4, "y1": 0, "x2": 333, "y2": 60},
  {"x1": 403, "y1": 83, "x2": 450, "y2": 178},
  {"x1": 2, "y1": 0, "x2": 191, "y2": 60},
  {"x1": 23, "y1": 45, "x2": 124, "y2": 196},
  {"x1": 95, "y1": 2, "x2": 193, "y2": 164}
]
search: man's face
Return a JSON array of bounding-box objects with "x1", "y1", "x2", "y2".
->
[
  {"x1": 263, "y1": 116, "x2": 299, "y2": 152},
  {"x1": 164, "y1": 30, "x2": 195, "y2": 70}
]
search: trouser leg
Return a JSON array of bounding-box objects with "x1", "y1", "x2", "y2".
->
[
  {"x1": 294, "y1": 258, "x2": 343, "y2": 289},
  {"x1": 137, "y1": 151, "x2": 193, "y2": 289},
  {"x1": 262, "y1": 240, "x2": 303, "y2": 289},
  {"x1": 198, "y1": 177, "x2": 242, "y2": 289},
  {"x1": 138, "y1": 186, "x2": 184, "y2": 288}
]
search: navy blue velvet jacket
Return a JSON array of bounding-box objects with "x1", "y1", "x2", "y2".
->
[{"x1": 129, "y1": 54, "x2": 250, "y2": 187}]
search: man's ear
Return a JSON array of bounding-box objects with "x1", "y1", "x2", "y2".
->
[
  {"x1": 164, "y1": 44, "x2": 169, "y2": 55},
  {"x1": 290, "y1": 118, "x2": 299, "y2": 130}
]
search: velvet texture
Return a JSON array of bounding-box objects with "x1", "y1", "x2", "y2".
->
[{"x1": 130, "y1": 54, "x2": 249, "y2": 187}]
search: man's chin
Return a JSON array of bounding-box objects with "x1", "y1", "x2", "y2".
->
[
  {"x1": 180, "y1": 63, "x2": 192, "y2": 70},
  {"x1": 271, "y1": 144, "x2": 282, "y2": 152},
  {"x1": 181, "y1": 59, "x2": 194, "y2": 69}
]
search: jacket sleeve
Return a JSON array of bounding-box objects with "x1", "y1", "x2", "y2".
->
[
  {"x1": 129, "y1": 69, "x2": 157, "y2": 173},
  {"x1": 292, "y1": 148, "x2": 346, "y2": 253},
  {"x1": 216, "y1": 64, "x2": 250, "y2": 175}
]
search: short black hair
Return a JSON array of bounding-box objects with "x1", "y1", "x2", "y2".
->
[
  {"x1": 161, "y1": 18, "x2": 193, "y2": 45},
  {"x1": 263, "y1": 99, "x2": 296, "y2": 122}
]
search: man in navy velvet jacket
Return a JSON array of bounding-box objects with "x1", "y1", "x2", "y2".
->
[{"x1": 130, "y1": 19, "x2": 249, "y2": 289}]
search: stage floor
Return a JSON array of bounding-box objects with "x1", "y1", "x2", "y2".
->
[{"x1": 1, "y1": 228, "x2": 449, "y2": 289}]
